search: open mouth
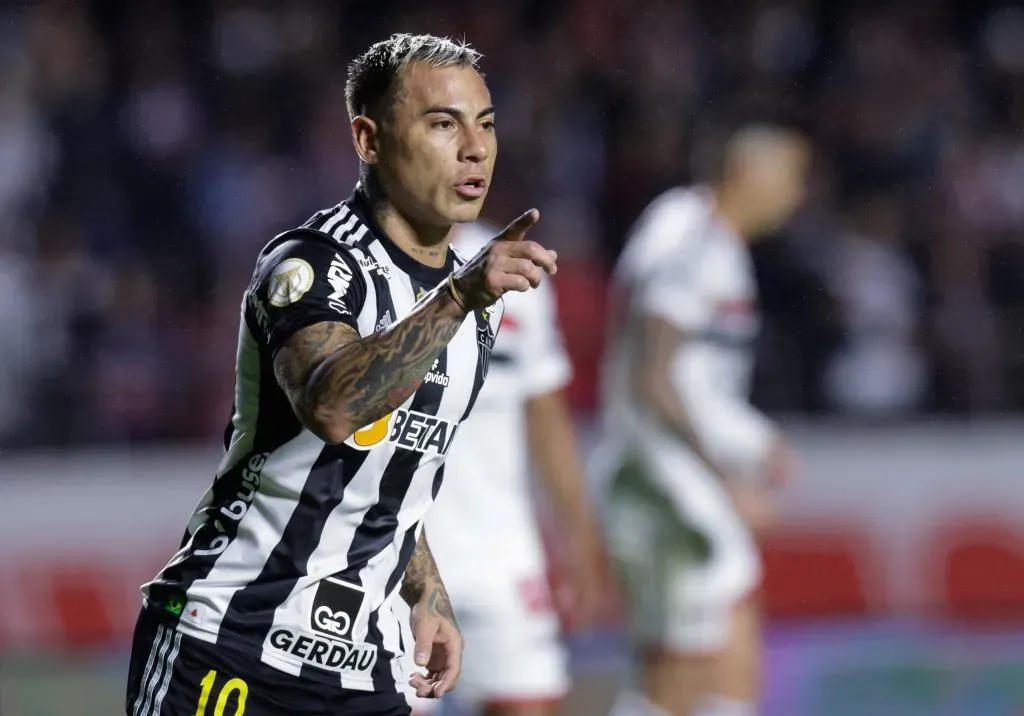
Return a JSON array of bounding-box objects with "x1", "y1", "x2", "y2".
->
[{"x1": 455, "y1": 177, "x2": 487, "y2": 199}]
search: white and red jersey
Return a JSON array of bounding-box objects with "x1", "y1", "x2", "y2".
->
[
  {"x1": 424, "y1": 221, "x2": 573, "y2": 600},
  {"x1": 599, "y1": 186, "x2": 776, "y2": 480}
]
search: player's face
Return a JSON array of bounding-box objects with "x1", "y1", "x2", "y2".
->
[
  {"x1": 378, "y1": 63, "x2": 496, "y2": 227},
  {"x1": 745, "y1": 135, "x2": 811, "y2": 233}
]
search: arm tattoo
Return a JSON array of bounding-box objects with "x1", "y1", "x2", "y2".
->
[
  {"x1": 402, "y1": 532, "x2": 458, "y2": 626},
  {"x1": 274, "y1": 286, "x2": 466, "y2": 442}
]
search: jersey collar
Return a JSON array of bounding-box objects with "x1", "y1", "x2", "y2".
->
[{"x1": 347, "y1": 186, "x2": 456, "y2": 286}]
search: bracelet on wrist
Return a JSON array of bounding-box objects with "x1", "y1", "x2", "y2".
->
[{"x1": 447, "y1": 273, "x2": 468, "y2": 312}]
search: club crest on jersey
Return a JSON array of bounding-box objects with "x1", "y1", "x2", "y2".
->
[
  {"x1": 268, "y1": 258, "x2": 314, "y2": 307},
  {"x1": 347, "y1": 408, "x2": 458, "y2": 456}
]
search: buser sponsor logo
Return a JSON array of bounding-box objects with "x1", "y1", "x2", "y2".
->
[
  {"x1": 268, "y1": 627, "x2": 377, "y2": 676},
  {"x1": 327, "y1": 254, "x2": 354, "y2": 315},
  {"x1": 194, "y1": 452, "x2": 269, "y2": 557},
  {"x1": 348, "y1": 409, "x2": 458, "y2": 455}
]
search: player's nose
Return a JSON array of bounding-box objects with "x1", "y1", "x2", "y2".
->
[{"x1": 458, "y1": 125, "x2": 489, "y2": 163}]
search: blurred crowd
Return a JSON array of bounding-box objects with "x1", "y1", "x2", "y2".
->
[{"x1": 1, "y1": 0, "x2": 1023, "y2": 448}]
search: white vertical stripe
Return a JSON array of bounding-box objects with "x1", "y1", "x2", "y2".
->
[
  {"x1": 320, "y1": 205, "x2": 352, "y2": 235},
  {"x1": 139, "y1": 625, "x2": 174, "y2": 716},
  {"x1": 150, "y1": 631, "x2": 182, "y2": 716},
  {"x1": 190, "y1": 430, "x2": 327, "y2": 636},
  {"x1": 331, "y1": 212, "x2": 359, "y2": 241},
  {"x1": 132, "y1": 624, "x2": 170, "y2": 716},
  {"x1": 347, "y1": 223, "x2": 369, "y2": 245}
]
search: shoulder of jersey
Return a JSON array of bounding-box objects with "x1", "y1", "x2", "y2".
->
[
  {"x1": 264, "y1": 224, "x2": 374, "y2": 263},
  {"x1": 617, "y1": 186, "x2": 710, "y2": 278},
  {"x1": 640, "y1": 186, "x2": 710, "y2": 233}
]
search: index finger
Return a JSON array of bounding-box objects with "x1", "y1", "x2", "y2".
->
[
  {"x1": 508, "y1": 240, "x2": 558, "y2": 276},
  {"x1": 496, "y1": 208, "x2": 540, "y2": 242}
]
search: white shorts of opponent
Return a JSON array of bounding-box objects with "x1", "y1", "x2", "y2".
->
[
  {"x1": 395, "y1": 568, "x2": 570, "y2": 714},
  {"x1": 596, "y1": 437, "x2": 762, "y2": 654}
]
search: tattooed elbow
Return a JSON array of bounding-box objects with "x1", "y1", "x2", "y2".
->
[
  {"x1": 296, "y1": 401, "x2": 354, "y2": 445},
  {"x1": 312, "y1": 420, "x2": 353, "y2": 446}
]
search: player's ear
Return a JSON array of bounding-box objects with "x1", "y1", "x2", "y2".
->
[{"x1": 352, "y1": 116, "x2": 380, "y2": 165}]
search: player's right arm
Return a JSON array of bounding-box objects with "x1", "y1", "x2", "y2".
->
[
  {"x1": 630, "y1": 240, "x2": 778, "y2": 482},
  {"x1": 271, "y1": 210, "x2": 555, "y2": 445},
  {"x1": 635, "y1": 312, "x2": 737, "y2": 482}
]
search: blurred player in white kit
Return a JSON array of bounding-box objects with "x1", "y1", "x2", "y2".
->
[
  {"x1": 398, "y1": 221, "x2": 605, "y2": 716},
  {"x1": 596, "y1": 116, "x2": 812, "y2": 716}
]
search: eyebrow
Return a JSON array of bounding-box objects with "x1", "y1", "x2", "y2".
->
[{"x1": 422, "y1": 105, "x2": 496, "y2": 121}]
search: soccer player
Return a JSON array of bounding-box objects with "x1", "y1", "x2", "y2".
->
[
  {"x1": 398, "y1": 221, "x2": 605, "y2": 716},
  {"x1": 596, "y1": 116, "x2": 811, "y2": 716},
  {"x1": 125, "y1": 34, "x2": 559, "y2": 716}
]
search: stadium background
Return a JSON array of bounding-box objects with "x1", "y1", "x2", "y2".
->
[{"x1": 2, "y1": 0, "x2": 1024, "y2": 713}]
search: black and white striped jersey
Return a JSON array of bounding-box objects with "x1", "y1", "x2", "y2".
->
[{"x1": 141, "y1": 188, "x2": 502, "y2": 692}]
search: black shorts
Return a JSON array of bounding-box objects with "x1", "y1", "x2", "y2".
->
[{"x1": 126, "y1": 608, "x2": 411, "y2": 716}]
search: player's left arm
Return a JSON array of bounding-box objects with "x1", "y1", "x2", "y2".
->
[
  {"x1": 402, "y1": 531, "x2": 462, "y2": 699},
  {"x1": 522, "y1": 277, "x2": 606, "y2": 626}
]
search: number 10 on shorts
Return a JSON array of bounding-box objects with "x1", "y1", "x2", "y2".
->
[{"x1": 195, "y1": 669, "x2": 248, "y2": 716}]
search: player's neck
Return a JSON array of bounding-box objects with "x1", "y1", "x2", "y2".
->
[
  {"x1": 361, "y1": 183, "x2": 451, "y2": 269},
  {"x1": 712, "y1": 185, "x2": 756, "y2": 241}
]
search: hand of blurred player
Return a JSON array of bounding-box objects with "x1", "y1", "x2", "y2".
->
[
  {"x1": 452, "y1": 209, "x2": 558, "y2": 310},
  {"x1": 408, "y1": 596, "x2": 463, "y2": 699},
  {"x1": 725, "y1": 481, "x2": 779, "y2": 536},
  {"x1": 765, "y1": 436, "x2": 800, "y2": 487}
]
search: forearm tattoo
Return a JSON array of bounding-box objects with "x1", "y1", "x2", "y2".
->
[
  {"x1": 276, "y1": 286, "x2": 466, "y2": 439},
  {"x1": 313, "y1": 289, "x2": 465, "y2": 432},
  {"x1": 402, "y1": 533, "x2": 457, "y2": 626}
]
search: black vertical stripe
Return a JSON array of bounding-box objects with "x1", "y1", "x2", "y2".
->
[
  {"x1": 218, "y1": 444, "x2": 370, "y2": 645},
  {"x1": 430, "y1": 464, "x2": 445, "y2": 500},
  {"x1": 148, "y1": 315, "x2": 304, "y2": 616},
  {"x1": 367, "y1": 521, "x2": 419, "y2": 691},
  {"x1": 222, "y1": 403, "x2": 235, "y2": 451}
]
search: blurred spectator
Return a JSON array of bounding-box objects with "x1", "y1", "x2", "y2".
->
[{"x1": 823, "y1": 191, "x2": 927, "y2": 418}]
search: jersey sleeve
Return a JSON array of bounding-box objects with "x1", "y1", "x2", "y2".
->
[
  {"x1": 247, "y1": 231, "x2": 368, "y2": 355},
  {"x1": 635, "y1": 249, "x2": 712, "y2": 333},
  {"x1": 521, "y1": 276, "x2": 573, "y2": 398}
]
